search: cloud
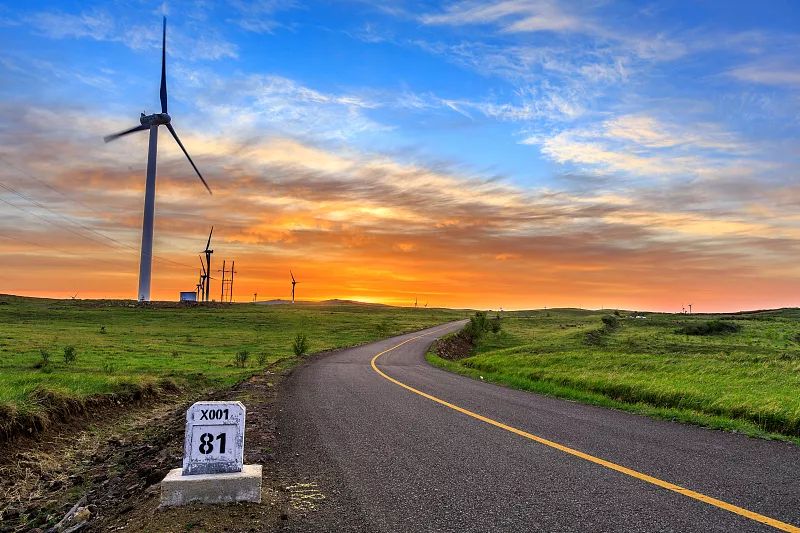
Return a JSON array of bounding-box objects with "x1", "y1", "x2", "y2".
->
[
  {"x1": 527, "y1": 114, "x2": 756, "y2": 180},
  {"x1": 228, "y1": 0, "x2": 298, "y2": 33},
  {"x1": 421, "y1": 0, "x2": 587, "y2": 34},
  {"x1": 27, "y1": 8, "x2": 238, "y2": 61},
  {"x1": 174, "y1": 68, "x2": 385, "y2": 141},
  {"x1": 728, "y1": 61, "x2": 800, "y2": 88},
  {"x1": 3, "y1": 100, "x2": 799, "y2": 310},
  {"x1": 28, "y1": 9, "x2": 115, "y2": 40}
]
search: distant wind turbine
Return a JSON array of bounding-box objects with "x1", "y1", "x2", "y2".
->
[
  {"x1": 103, "y1": 17, "x2": 211, "y2": 302},
  {"x1": 197, "y1": 255, "x2": 208, "y2": 301},
  {"x1": 291, "y1": 270, "x2": 299, "y2": 303},
  {"x1": 201, "y1": 227, "x2": 214, "y2": 302}
]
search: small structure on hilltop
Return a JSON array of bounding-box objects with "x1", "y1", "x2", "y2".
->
[{"x1": 179, "y1": 291, "x2": 197, "y2": 302}]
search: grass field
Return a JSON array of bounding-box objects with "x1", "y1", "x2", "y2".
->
[
  {"x1": 429, "y1": 309, "x2": 800, "y2": 442},
  {"x1": 0, "y1": 294, "x2": 465, "y2": 437}
]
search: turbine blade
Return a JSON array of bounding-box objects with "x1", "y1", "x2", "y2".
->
[
  {"x1": 290, "y1": 270, "x2": 295, "y2": 282},
  {"x1": 166, "y1": 123, "x2": 211, "y2": 194},
  {"x1": 199, "y1": 255, "x2": 206, "y2": 275},
  {"x1": 160, "y1": 17, "x2": 168, "y2": 114},
  {"x1": 206, "y1": 226, "x2": 213, "y2": 250},
  {"x1": 103, "y1": 124, "x2": 148, "y2": 143}
]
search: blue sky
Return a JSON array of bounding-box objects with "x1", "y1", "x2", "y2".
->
[
  {"x1": 1, "y1": 1, "x2": 800, "y2": 309},
  {"x1": 5, "y1": 0, "x2": 796, "y2": 188}
]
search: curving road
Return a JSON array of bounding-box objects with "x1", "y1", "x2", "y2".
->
[{"x1": 278, "y1": 322, "x2": 800, "y2": 532}]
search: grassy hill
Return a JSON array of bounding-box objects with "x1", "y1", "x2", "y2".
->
[
  {"x1": 429, "y1": 308, "x2": 800, "y2": 442},
  {"x1": 0, "y1": 294, "x2": 465, "y2": 439}
]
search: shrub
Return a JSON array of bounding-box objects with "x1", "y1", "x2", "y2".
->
[
  {"x1": 257, "y1": 353, "x2": 267, "y2": 366},
  {"x1": 103, "y1": 361, "x2": 115, "y2": 374},
  {"x1": 585, "y1": 329, "x2": 606, "y2": 346},
  {"x1": 63, "y1": 346, "x2": 77, "y2": 365},
  {"x1": 677, "y1": 321, "x2": 742, "y2": 336},
  {"x1": 375, "y1": 319, "x2": 392, "y2": 337},
  {"x1": 39, "y1": 349, "x2": 50, "y2": 367},
  {"x1": 464, "y1": 311, "x2": 491, "y2": 342},
  {"x1": 99, "y1": 325, "x2": 106, "y2": 334},
  {"x1": 293, "y1": 333, "x2": 309, "y2": 356},
  {"x1": 601, "y1": 314, "x2": 620, "y2": 331},
  {"x1": 490, "y1": 314, "x2": 502, "y2": 334},
  {"x1": 235, "y1": 350, "x2": 249, "y2": 368}
]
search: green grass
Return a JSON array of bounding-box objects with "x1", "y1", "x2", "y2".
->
[
  {"x1": 0, "y1": 294, "x2": 465, "y2": 432},
  {"x1": 428, "y1": 309, "x2": 800, "y2": 443}
]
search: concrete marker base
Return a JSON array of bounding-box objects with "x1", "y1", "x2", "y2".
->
[{"x1": 160, "y1": 464, "x2": 262, "y2": 507}]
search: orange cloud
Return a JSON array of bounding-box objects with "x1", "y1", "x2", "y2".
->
[{"x1": 2, "y1": 104, "x2": 799, "y2": 312}]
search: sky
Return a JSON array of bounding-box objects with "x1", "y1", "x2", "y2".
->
[{"x1": 0, "y1": 1, "x2": 799, "y2": 311}]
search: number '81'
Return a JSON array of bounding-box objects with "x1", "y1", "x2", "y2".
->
[{"x1": 198, "y1": 432, "x2": 227, "y2": 454}]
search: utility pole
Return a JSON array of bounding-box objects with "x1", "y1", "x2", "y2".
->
[
  {"x1": 219, "y1": 260, "x2": 226, "y2": 302},
  {"x1": 229, "y1": 260, "x2": 236, "y2": 303}
]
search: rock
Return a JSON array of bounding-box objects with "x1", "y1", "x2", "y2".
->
[{"x1": 73, "y1": 507, "x2": 91, "y2": 523}]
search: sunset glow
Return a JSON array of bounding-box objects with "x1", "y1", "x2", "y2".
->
[{"x1": 1, "y1": 1, "x2": 799, "y2": 311}]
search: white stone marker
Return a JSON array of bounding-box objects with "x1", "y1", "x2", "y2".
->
[
  {"x1": 183, "y1": 401, "x2": 245, "y2": 475},
  {"x1": 160, "y1": 401, "x2": 262, "y2": 507}
]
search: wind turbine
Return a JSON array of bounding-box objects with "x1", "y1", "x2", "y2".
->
[
  {"x1": 197, "y1": 255, "x2": 208, "y2": 301},
  {"x1": 103, "y1": 17, "x2": 211, "y2": 302},
  {"x1": 290, "y1": 270, "x2": 298, "y2": 304},
  {"x1": 201, "y1": 226, "x2": 214, "y2": 302}
]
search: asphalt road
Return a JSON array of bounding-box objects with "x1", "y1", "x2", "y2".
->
[{"x1": 279, "y1": 322, "x2": 800, "y2": 532}]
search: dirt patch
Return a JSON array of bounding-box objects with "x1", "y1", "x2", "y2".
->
[
  {"x1": 432, "y1": 332, "x2": 474, "y2": 360},
  {"x1": 0, "y1": 358, "x2": 309, "y2": 533},
  {"x1": 0, "y1": 379, "x2": 180, "y2": 443}
]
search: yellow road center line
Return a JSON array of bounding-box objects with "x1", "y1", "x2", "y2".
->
[{"x1": 370, "y1": 327, "x2": 800, "y2": 533}]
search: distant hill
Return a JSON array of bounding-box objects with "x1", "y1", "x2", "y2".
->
[{"x1": 256, "y1": 298, "x2": 390, "y2": 307}]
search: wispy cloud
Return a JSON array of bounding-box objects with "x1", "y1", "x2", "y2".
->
[
  {"x1": 527, "y1": 114, "x2": 759, "y2": 182},
  {"x1": 421, "y1": 0, "x2": 588, "y2": 34},
  {"x1": 228, "y1": 0, "x2": 298, "y2": 33},
  {"x1": 28, "y1": 9, "x2": 115, "y2": 40},
  {"x1": 176, "y1": 69, "x2": 385, "y2": 141},
  {"x1": 27, "y1": 8, "x2": 238, "y2": 61},
  {"x1": 728, "y1": 60, "x2": 800, "y2": 88},
  {"x1": 3, "y1": 101, "x2": 799, "y2": 309}
]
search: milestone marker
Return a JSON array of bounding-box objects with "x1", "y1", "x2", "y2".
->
[
  {"x1": 183, "y1": 401, "x2": 245, "y2": 475},
  {"x1": 161, "y1": 401, "x2": 262, "y2": 507}
]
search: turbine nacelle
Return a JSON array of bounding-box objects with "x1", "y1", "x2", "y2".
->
[{"x1": 140, "y1": 112, "x2": 172, "y2": 126}]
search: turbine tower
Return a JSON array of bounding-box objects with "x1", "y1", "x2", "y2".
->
[
  {"x1": 201, "y1": 226, "x2": 214, "y2": 302},
  {"x1": 291, "y1": 270, "x2": 298, "y2": 304},
  {"x1": 103, "y1": 17, "x2": 211, "y2": 302},
  {"x1": 197, "y1": 255, "x2": 207, "y2": 300}
]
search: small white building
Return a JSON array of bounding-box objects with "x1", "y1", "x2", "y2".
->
[{"x1": 180, "y1": 291, "x2": 197, "y2": 302}]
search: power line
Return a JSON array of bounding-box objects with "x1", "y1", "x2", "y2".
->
[
  {"x1": 0, "y1": 233, "x2": 133, "y2": 271},
  {"x1": 0, "y1": 154, "x2": 112, "y2": 219},
  {"x1": 0, "y1": 172, "x2": 195, "y2": 269}
]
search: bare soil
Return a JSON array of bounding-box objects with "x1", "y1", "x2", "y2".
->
[
  {"x1": 431, "y1": 331, "x2": 474, "y2": 360},
  {"x1": 0, "y1": 358, "x2": 330, "y2": 532}
]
